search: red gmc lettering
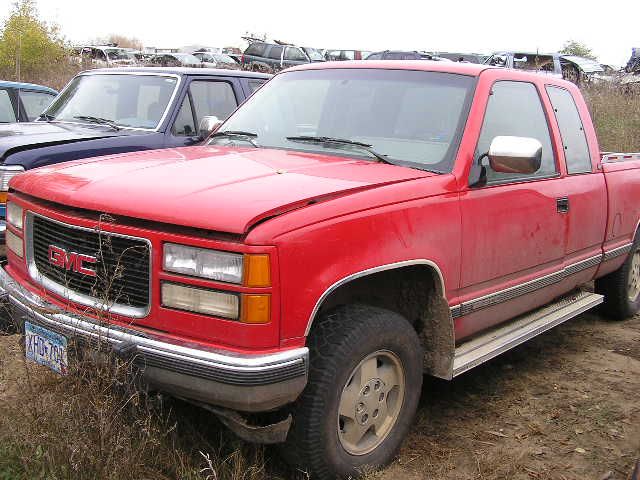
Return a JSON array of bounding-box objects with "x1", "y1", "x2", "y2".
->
[
  {"x1": 75, "y1": 254, "x2": 97, "y2": 277},
  {"x1": 48, "y1": 246, "x2": 97, "y2": 277}
]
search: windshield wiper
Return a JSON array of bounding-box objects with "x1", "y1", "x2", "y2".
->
[
  {"x1": 73, "y1": 115, "x2": 120, "y2": 131},
  {"x1": 210, "y1": 130, "x2": 259, "y2": 147},
  {"x1": 37, "y1": 113, "x2": 55, "y2": 122},
  {"x1": 286, "y1": 135, "x2": 395, "y2": 165}
]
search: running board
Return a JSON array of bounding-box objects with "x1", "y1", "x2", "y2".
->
[{"x1": 452, "y1": 291, "x2": 603, "y2": 377}]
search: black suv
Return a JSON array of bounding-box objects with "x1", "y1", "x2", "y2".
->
[{"x1": 241, "y1": 42, "x2": 311, "y2": 72}]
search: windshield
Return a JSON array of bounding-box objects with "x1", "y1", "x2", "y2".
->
[
  {"x1": 44, "y1": 74, "x2": 178, "y2": 129},
  {"x1": 209, "y1": 69, "x2": 475, "y2": 172},
  {"x1": 105, "y1": 49, "x2": 134, "y2": 60}
]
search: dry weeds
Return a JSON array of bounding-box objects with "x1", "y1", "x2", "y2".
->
[
  {"x1": 583, "y1": 83, "x2": 640, "y2": 152},
  {"x1": 1, "y1": 311, "x2": 638, "y2": 480}
]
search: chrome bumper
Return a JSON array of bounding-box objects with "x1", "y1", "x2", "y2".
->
[
  {"x1": 0, "y1": 266, "x2": 308, "y2": 412},
  {"x1": 0, "y1": 221, "x2": 6, "y2": 257}
]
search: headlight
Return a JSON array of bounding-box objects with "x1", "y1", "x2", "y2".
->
[
  {"x1": 161, "y1": 282, "x2": 239, "y2": 319},
  {"x1": 0, "y1": 165, "x2": 25, "y2": 191},
  {"x1": 6, "y1": 229, "x2": 23, "y2": 257},
  {"x1": 163, "y1": 243, "x2": 244, "y2": 283},
  {"x1": 6, "y1": 202, "x2": 23, "y2": 229}
]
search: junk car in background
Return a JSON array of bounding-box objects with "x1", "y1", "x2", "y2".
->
[{"x1": 485, "y1": 51, "x2": 609, "y2": 84}]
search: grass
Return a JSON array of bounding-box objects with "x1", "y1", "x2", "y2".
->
[
  {"x1": 0, "y1": 336, "x2": 290, "y2": 480},
  {"x1": 582, "y1": 82, "x2": 640, "y2": 152}
]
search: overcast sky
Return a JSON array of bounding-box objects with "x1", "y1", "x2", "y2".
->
[{"x1": 1, "y1": 0, "x2": 637, "y2": 67}]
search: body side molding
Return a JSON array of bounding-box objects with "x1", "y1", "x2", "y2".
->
[{"x1": 449, "y1": 253, "x2": 606, "y2": 318}]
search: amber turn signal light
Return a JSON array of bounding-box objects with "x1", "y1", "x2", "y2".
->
[
  {"x1": 243, "y1": 254, "x2": 271, "y2": 287},
  {"x1": 241, "y1": 294, "x2": 271, "y2": 324}
]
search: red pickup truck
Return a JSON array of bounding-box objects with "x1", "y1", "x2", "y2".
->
[{"x1": 1, "y1": 61, "x2": 639, "y2": 479}]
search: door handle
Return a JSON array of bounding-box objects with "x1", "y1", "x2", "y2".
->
[{"x1": 557, "y1": 197, "x2": 570, "y2": 213}]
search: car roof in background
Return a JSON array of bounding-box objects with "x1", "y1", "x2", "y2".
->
[
  {"x1": 0, "y1": 80, "x2": 58, "y2": 94},
  {"x1": 560, "y1": 55, "x2": 605, "y2": 73},
  {"x1": 81, "y1": 67, "x2": 272, "y2": 79},
  {"x1": 285, "y1": 60, "x2": 491, "y2": 76}
]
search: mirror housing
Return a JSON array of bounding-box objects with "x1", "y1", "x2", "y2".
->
[
  {"x1": 488, "y1": 136, "x2": 542, "y2": 174},
  {"x1": 199, "y1": 116, "x2": 223, "y2": 138}
]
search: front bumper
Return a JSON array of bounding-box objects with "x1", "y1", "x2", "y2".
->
[{"x1": 0, "y1": 266, "x2": 308, "y2": 412}]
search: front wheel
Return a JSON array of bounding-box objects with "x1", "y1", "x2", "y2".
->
[
  {"x1": 283, "y1": 305, "x2": 423, "y2": 479},
  {"x1": 596, "y1": 237, "x2": 640, "y2": 320}
]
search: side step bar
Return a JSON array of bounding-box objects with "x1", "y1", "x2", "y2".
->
[{"x1": 452, "y1": 291, "x2": 603, "y2": 377}]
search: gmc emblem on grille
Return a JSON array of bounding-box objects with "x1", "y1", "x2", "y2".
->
[{"x1": 48, "y1": 245, "x2": 97, "y2": 277}]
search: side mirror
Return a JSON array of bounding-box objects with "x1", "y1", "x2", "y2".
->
[
  {"x1": 488, "y1": 136, "x2": 542, "y2": 174},
  {"x1": 199, "y1": 115, "x2": 222, "y2": 138}
]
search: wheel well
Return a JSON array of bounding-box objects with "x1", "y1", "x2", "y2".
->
[{"x1": 312, "y1": 265, "x2": 455, "y2": 379}]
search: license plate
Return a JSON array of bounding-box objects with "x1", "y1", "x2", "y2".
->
[{"x1": 24, "y1": 321, "x2": 68, "y2": 375}]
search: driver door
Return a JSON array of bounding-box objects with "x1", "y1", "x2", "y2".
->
[{"x1": 457, "y1": 79, "x2": 567, "y2": 338}]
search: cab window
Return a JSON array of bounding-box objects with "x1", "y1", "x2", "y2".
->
[
  {"x1": 267, "y1": 46, "x2": 283, "y2": 60},
  {"x1": 546, "y1": 86, "x2": 592, "y2": 174},
  {"x1": 285, "y1": 47, "x2": 307, "y2": 61},
  {"x1": 475, "y1": 81, "x2": 557, "y2": 184},
  {"x1": 172, "y1": 81, "x2": 238, "y2": 136}
]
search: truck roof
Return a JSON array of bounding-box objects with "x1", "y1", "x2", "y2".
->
[
  {"x1": 286, "y1": 60, "x2": 493, "y2": 76},
  {"x1": 83, "y1": 67, "x2": 271, "y2": 80}
]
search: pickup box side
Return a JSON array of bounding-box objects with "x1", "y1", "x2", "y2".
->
[{"x1": 598, "y1": 157, "x2": 640, "y2": 277}]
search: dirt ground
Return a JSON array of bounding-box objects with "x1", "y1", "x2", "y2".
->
[
  {"x1": 380, "y1": 311, "x2": 640, "y2": 480},
  {"x1": 1, "y1": 310, "x2": 638, "y2": 480}
]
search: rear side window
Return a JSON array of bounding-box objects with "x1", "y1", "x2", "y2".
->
[
  {"x1": 0, "y1": 89, "x2": 16, "y2": 122},
  {"x1": 476, "y1": 81, "x2": 556, "y2": 184},
  {"x1": 267, "y1": 46, "x2": 283, "y2": 60},
  {"x1": 245, "y1": 43, "x2": 266, "y2": 56},
  {"x1": 546, "y1": 86, "x2": 592, "y2": 174},
  {"x1": 285, "y1": 47, "x2": 306, "y2": 61},
  {"x1": 20, "y1": 90, "x2": 55, "y2": 121},
  {"x1": 366, "y1": 53, "x2": 382, "y2": 60}
]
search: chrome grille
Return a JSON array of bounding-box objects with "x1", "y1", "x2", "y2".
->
[{"x1": 28, "y1": 213, "x2": 151, "y2": 315}]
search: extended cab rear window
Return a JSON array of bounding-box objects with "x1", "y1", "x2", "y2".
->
[{"x1": 546, "y1": 86, "x2": 592, "y2": 174}]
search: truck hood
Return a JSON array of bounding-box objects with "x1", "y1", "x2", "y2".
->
[
  {"x1": 11, "y1": 146, "x2": 432, "y2": 234},
  {"x1": 0, "y1": 122, "x2": 136, "y2": 161}
]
